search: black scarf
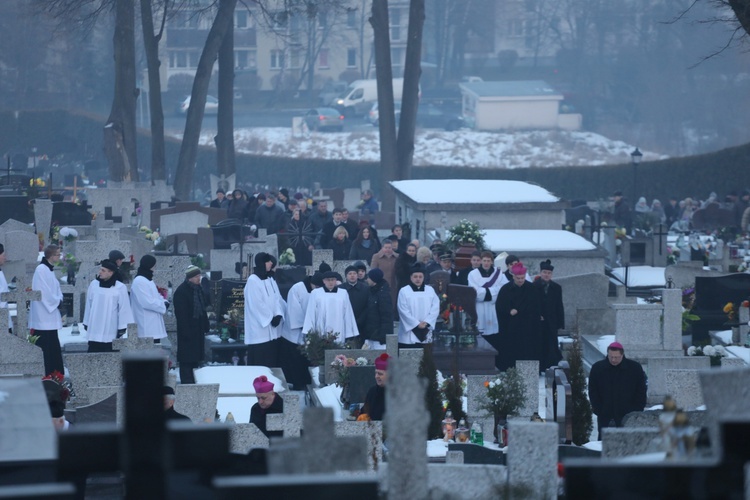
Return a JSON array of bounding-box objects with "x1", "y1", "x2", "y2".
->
[
  {"x1": 41, "y1": 257, "x2": 54, "y2": 272},
  {"x1": 409, "y1": 282, "x2": 425, "y2": 292},
  {"x1": 254, "y1": 266, "x2": 275, "y2": 280},
  {"x1": 136, "y1": 267, "x2": 154, "y2": 280},
  {"x1": 324, "y1": 285, "x2": 338, "y2": 293},
  {"x1": 478, "y1": 266, "x2": 495, "y2": 278},
  {"x1": 303, "y1": 276, "x2": 313, "y2": 293},
  {"x1": 188, "y1": 280, "x2": 206, "y2": 319},
  {"x1": 97, "y1": 274, "x2": 118, "y2": 289}
]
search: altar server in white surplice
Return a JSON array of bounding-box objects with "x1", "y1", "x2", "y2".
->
[
  {"x1": 244, "y1": 252, "x2": 285, "y2": 368},
  {"x1": 84, "y1": 259, "x2": 134, "y2": 352},
  {"x1": 130, "y1": 255, "x2": 167, "y2": 341},
  {"x1": 302, "y1": 271, "x2": 358, "y2": 344},
  {"x1": 279, "y1": 273, "x2": 320, "y2": 389},
  {"x1": 468, "y1": 250, "x2": 505, "y2": 336},
  {"x1": 30, "y1": 245, "x2": 65, "y2": 374},
  {"x1": 397, "y1": 263, "x2": 440, "y2": 347}
]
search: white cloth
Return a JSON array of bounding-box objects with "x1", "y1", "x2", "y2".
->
[
  {"x1": 468, "y1": 267, "x2": 505, "y2": 335},
  {"x1": 83, "y1": 280, "x2": 134, "y2": 343},
  {"x1": 243, "y1": 274, "x2": 285, "y2": 345},
  {"x1": 301, "y1": 287, "x2": 359, "y2": 343},
  {"x1": 283, "y1": 280, "x2": 311, "y2": 344},
  {"x1": 0, "y1": 269, "x2": 11, "y2": 330},
  {"x1": 29, "y1": 263, "x2": 63, "y2": 331},
  {"x1": 130, "y1": 275, "x2": 167, "y2": 340},
  {"x1": 397, "y1": 285, "x2": 440, "y2": 344}
]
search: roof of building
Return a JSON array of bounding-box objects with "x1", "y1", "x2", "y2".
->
[
  {"x1": 484, "y1": 230, "x2": 597, "y2": 252},
  {"x1": 459, "y1": 80, "x2": 561, "y2": 98},
  {"x1": 389, "y1": 179, "x2": 559, "y2": 204}
]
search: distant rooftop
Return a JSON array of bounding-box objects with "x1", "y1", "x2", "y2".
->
[
  {"x1": 459, "y1": 80, "x2": 561, "y2": 98},
  {"x1": 484, "y1": 230, "x2": 597, "y2": 252},
  {"x1": 390, "y1": 179, "x2": 559, "y2": 204}
]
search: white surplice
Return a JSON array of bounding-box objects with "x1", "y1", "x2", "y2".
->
[
  {"x1": 468, "y1": 267, "x2": 506, "y2": 335},
  {"x1": 29, "y1": 262, "x2": 63, "y2": 331},
  {"x1": 243, "y1": 274, "x2": 285, "y2": 345},
  {"x1": 130, "y1": 275, "x2": 167, "y2": 340},
  {"x1": 397, "y1": 285, "x2": 440, "y2": 344},
  {"x1": 301, "y1": 287, "x2": 358, "y2": 343},
  {"x1": 83, "y1": 279, "x2": 134, "y2": 343},
  {"x1": 283, "y1": 280, "x2": 311, "y2": 344}
]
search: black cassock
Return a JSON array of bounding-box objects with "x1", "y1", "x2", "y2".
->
[
  {"x1": 534, "y1": 279, "x2": 564, "y2": 371},
  {"x1": 495, "y1": 281, "x2": 542, "y2": 372}
]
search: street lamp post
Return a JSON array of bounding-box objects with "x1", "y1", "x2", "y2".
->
[
  {"x1": 630, "y1": 147, "x2": 642, "y2": 202},
  {"x1": 31, "y1": 147, "x2": 37, "y2": 182}
]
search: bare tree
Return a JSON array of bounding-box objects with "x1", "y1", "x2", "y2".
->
[
  {"x1": 173, "y1": 0, "x2": 237, "y2": 200},
  {"x1": 396, "y1": 0, "x2": 424, "y2": 181},
  {"x1": 104, "y1": 0, "x2": 139, "y2": 182},
  {"x1": 216, "y1": 6, "x2": 235, "y2": 176},
  {"x1": 140, "y1": 0, "x2": 170, "y2": 181}
]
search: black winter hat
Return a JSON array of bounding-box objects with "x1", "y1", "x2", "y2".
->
[{"x1": 540, "y1": 259, "x2": 554, "y2": 271}]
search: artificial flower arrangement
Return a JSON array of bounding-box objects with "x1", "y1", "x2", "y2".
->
[
  {"x1": 446, "y1": 219, "x2": 486, "y2": 250},
  {"x1": 724, "y1": 302, "x2": 737, "y2": 321},
  {"x1": 478, "y1": 367, "x2": 526, "y2": 417},
  {"x1": 330, "y1": 354, "x2": 368, "y2": 387},
  {"x1": 139, "y1": 225, "x2": 161, "y2": 242},
  {"x1": 279, "y1": 247, "x2": 296, "y2": 265},
  {"x1": 299, "y1": 330, "x2": 344, "y2": 366},
  {"x1": 59, "y1": 227, "x2": 78, "y2": 242},
  {"x1": 687, "y1": 344, "x2": 727, "y2": 366}
]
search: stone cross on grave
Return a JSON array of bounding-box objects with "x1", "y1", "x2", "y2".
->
[
  {"x1": 112, "y1": 324, "x2": 161, "y2": 351},
  {"x1": 266, "y1": 393, "x2": 302, "y2": 437},
  {"x1": 1, "y1": 287, "x2": 41, "y2": 337},
  {"x1": 57, "y1": 352, "x2": 231, "y2": 499},
  {"x1": 266, "y1": 407, "x2": 367, "y2": 474}
]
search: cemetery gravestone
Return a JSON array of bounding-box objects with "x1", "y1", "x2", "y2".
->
[
  {"x1": 174, "y1": 384, "x2": 220, "y2": 423},
  {"x1": 0, "y1": 332, "x2": 44, "y2": 376},
  {"x1": 2, "y1": 287, "x2": 41, "y2": 339},
  {"x1": 33, "y1": 199, "x2": 53, "y2": 247},
  {"x1": 506, "y1": 421, "x2": 558, "y2": 499}
]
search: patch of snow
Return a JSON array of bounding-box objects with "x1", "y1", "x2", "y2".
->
[
  {"x1": 714, "y1": 330, "x2": 733, "y2": 345},
  {"x1": 484, "y1": 230, "x2": 596, "y2": 252},
  {"x1": 611, "y1": 266, "x2": 666, "y2": 288},
  {"x1": 390, "y1": 179, "x2": 559, "y2": 203},
  {"x1": 216, "y1": 396, "x2": 256, "y2": 423},
  {"x1": 174, "y1": 127, "x2": 667, "y2": 168},
  {"x1": 194, "y1": 366, "x2": 286, "y2": 395},
  {"x1": 595, "y1": 335, "x2": 616, "y2": 354},
  {"x1": 727, "y1": 345, "x2": 750, "y2": 364},
  {"x1": 582, "y1": 441, "x2": 602, "y2": 451}
]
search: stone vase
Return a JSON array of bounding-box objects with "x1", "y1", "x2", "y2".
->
[
  {"x1": 339, "y1": 383, "x2": 350, "y2": 407},
  {"x1": 494, "y1": 414, "x2": 508, "y2": 446}
]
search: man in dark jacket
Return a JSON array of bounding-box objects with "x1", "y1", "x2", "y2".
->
[
  {"x1": 163, "y1": 386, "x2": 191, "y2": 421},
  {"x1": 612, "y1": 190, "x2": 632, "y2": 233},
  {"x1": 534, "y1": 259, "x2": 564, "y2": 371},
  {"x1": 254, "y1": 192, "x2": 285, "y2": 234},
  {"x1": 319, "y1": 208, "x2": 345, "y2": 249},
  {"x1": 588, "y1": 341, "x2": 647, "y2": 439},
  {"x1": 363, "y1": 268, "x2": 393, "y2": 349},
  {"x1": 341, "y1": 265, "x2": 369, "y2": 347},
  {"x1": 210, "y1": 189, "x2": 229, "y2": 210},
  {"x1": 174, "y1": 265, "x2": 210, "y2": 384}
]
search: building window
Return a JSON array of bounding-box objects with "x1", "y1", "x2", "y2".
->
[
  {"x1": 390, "y1": 47, "x2": 404, "y2": 68},
  {"x1": 175, "y1": 51, "x2": 187, "y2": 68},
  {"x1": 271, "y1": 50, "x2": 285, "y2": 69},
  {"x1": 189, "y1": 51, "x2": 200, "y2": 68},
  {"x1": 236, "y1": 10, "x2": 248, "y2": 29},
  {"x1": 318, "y1": 11, "x2": 328, "y2": 30},
  {"x1": 507, "y1": 19, "x2": 523, "y2": 37},
  {"x1": 290, "y1": 49, "x2": 301, "y2": 69},
  {"x1": 236, "y1": 50, "x2": 249, "y2": 68},
  {"x1": 347, "y1": 48, "x2": 356, "y2": 68},
  {"x1": 347, "y1": 9, "x2": 356, "y2": 28},
  {"x1": 390, "y1": 9, "x2": 401, "y2": 41},
  {"x1": 319, "y1": 49, "x2": 329, "y2": 69}
]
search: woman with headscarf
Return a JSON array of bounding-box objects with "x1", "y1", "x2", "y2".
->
[
  {"x1": 227, "y1": 189, "x2": 248, "y2": 221},
  {"x1": 634, "y1": 197, "x2": 650, "y2": 213},
  {"x1": 650, "y1": 199, "x2": 667, "y2": 224},
  {"x1": 130, "y1": 255, "x2": 168, "y2": 343},
  {"x1": 244, "y1": 252, "x2": 285, "y2": 368}
]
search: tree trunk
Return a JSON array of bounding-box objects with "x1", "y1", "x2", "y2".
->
[
  {"x1": 370, "y1": 0, "x2": 397, "y2": 212},
  {"x1": 216, "y1": 14, "x2": 235, "y2": 177},
  {"x1": 396, "y1": 0, "x2": 425, "y2": 182},
  {"x1": 140, "y1": 0, "x2": 166, "y2": 181},
  {"x1": 728, "y1": 0, "x2": 750, "y2": 36},
  {"x1": 104, "y1": 0, "x2": 139, "y2": 182},
  {"x1": 174, "y1": 0, "x2": 237, "y2": 200}
]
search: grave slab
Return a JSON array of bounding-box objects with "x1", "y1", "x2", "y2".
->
[{"x1": 506, "y1": 421, "x2": 558, "y2": 499}]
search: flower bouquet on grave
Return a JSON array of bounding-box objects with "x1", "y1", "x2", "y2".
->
[
  {"x1": 221, "y1": 307, "x2": 243, "y2": 340},
  {"x1": 445, "y1": 219, "x2": 486, "y2": 251},
  {"x1": 279, "y1": 247, "x2": 296, "y2": 266},
  {"x1": 687, "y1": 344, "x2": 727, "y2": 367},
  {"x1": 330, "y1": 354, "x2": 367, "y2": 387},
  {"x1": 724, "y1": 302, "x2": 737, "y2": 321},
  {"x1": 478, "y1": 367, "x2": 526, "y2": 444},
  {"x1": 191, "y1": 253, "x2": 208, "y2": 270},
  {"x1": 300, "y1": 330, "x2": 344, "y2": 387},
  {"x1": 59, "y1": 227, "x2": 78, "y2": 242}
]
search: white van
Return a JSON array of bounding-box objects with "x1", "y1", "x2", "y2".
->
[{"x1": 334, "y1": 78, "x2": 405, "y2": 117}]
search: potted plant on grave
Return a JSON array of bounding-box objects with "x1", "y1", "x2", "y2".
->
[
  {"x1": 687, "y1": 344, "x2": 727, "y2": 367},
  {"x1": 478, "y1": 367, "x2": 526, "y2": 444},
  {"x1": 299, "y1": 330, "x2": 344, "y2": 387}
]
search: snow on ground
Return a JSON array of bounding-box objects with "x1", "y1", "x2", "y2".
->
[
  {"x1": 179, "y1": 127, "x2": 667, "y2": 168},
  {"x1": 484, "y1": 230, "x2": 597, "y2": 252},
  {"x1": 390, "y1": 179, "x2": 558, "y2": 203}
]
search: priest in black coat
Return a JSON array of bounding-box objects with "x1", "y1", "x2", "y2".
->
[
  {"x1": 174, "y1": 265, "x2": 210, "y2": 384},
  {"x1": 495, "y1": 262, "x2": 542, "y2": 372},
  {"x1": 534, "y1": 259, "x2": 564, "y2": 371}
]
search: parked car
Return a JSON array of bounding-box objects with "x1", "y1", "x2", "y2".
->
[
  {"x1": 179, "y1": 95, "x2": 219, "y2": 114},
  {"x1": 318, "y1": 80, "x2": 349, "y2": 107},
  {"x1": 371, "y1": 102, "x2": 465, "y2": 131},
  {"x1": 303, "y1": 107, "x2": 344, "y2": 132}
]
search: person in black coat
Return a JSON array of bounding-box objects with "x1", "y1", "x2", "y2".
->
[
  {"x1": 395, "y1": 243, "x2": 417, "y2": 291},
  {"x1": 588, "y1": 341, "x2": 647, "y2": 439},
  {"x1": 174, "y1": 265, "x2": 210, "y2": 384},
  {"x1": 455, "y1": 251, "x2": 481, "y2": 286},
  {"x1": 328, "y1": 226, "x2": 353, "y2": 260},
  {"x1": 341, "y1": 265, "x2": 369, "y2": 347},
  {"x1": 534, "y1": 259, "x2": 564, "y2": 371},
  {"x1": 362, "y1": 353, "x2": 390, "y2": 421},
  {"x1": 254, "y1": 192, "x2": 285, "y2": 235},
  {"x1": 227, "y1": 189, "x2": 248, "y2": 221},
  {"x1": 612, "y1": 190, "x2": 632, "y2": 233},
  {"x1": 250, "y1": 376, "x2": 284, "y2": 438},
  {"x1": 163, "y1": 386, "x2": 191, "y2": 421},
  {"x1": 363, "y1": 269, "x2": 393, "y2": 348},
  {"x1": 495, "y1": 262, "x2": 542, "y2": 372}
]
